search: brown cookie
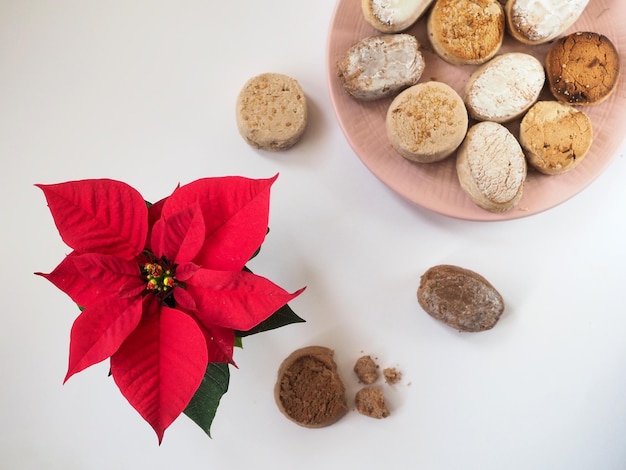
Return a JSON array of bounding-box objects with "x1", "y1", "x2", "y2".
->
[
  {"x1": 417, "y1": 265, "x2": 505, "y2": 332},
  {"x1": 520, "y1": 101, "x2": 593, "y2": 175},
  {"x1": 354, "y1": 355, "x2": 379, "y2": 384},
  {"x1": 545, "y1": 32, "x2": 620, "y2": 106},
  {"x1": 355, "y1": 387, "x2": 390, "y2": 419},
  {"x1": 274, "y1": 346, "x2": 348, "y2": 428}
]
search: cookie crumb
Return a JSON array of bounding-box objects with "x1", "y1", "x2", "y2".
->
[
  {"x1": 355, "y1": 387, "x2": 390, "y2": 419},
  {"x1": 383, "y1": 367, "x2": 402, "y2": 385},
  {"x1": 353, "y1": 355, "x2": 379, "y2": 384}
]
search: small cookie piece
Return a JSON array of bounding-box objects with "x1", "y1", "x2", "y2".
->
[
  {"x1": 236, "y1": 73, "x2": 308, "y2": 150},
  {"x1": 386, "y1": 81, "x2": 468, "y2": 163},
  {"x1": 465, "y1": 53, "x2": 545, "y2": 123},
  {"x1": 545, "y1": 32, "x2": 620, "y2": 106},
  {"x1": 520, "y1": 101, "x2": 593, "y2": 175},
  {"x1": 417, "y1": 265, "x2": 505, "y2": 332},
  {"x1": 427, "y1": 0, "x2": 505, "y2": 65},
  {"x1": 505, "y1": 0, "x2": 589, "y2": 45},
  {"x1": 456, "y1": 121, "x2": 526, "y2": 212},
  {"x1": 383, "y1": 367, "x2": 402, "y2": 385},
  {"x1": 274, "y1": 346, "x2": 348, "y2": 428},
  {"x1": 361, "y1": 0, "x2": 435, "y2": 33},
  {"x1": 355, "y1": 387, "x2": 390, "y2": 419},
  {"x1": 354, "y1": 355, "x2": 379, "y2": 384},
  {"x1": 337, "y1": 34, "x2": 425, "y2": 101}
]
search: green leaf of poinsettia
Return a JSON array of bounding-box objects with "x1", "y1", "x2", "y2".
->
[
  {"x1": 183, "y1": 363, "x2": 230, "y2": 438},
  {"x1": 237, "y1": 302, "x2": 305, "y2": 337}
]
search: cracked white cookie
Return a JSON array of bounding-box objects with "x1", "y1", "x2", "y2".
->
[{"x1": 456, "y1": 121, "x2": 526, "y2": 212}]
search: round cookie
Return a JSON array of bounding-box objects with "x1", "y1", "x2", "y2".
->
[
  {"x1": 274, "y1": 346, "x2": 348, "y2": 428},
  {"x1": 520, "y1": 101, "x2": 593, "y2": 175},
  {"x1": 427, "y1": 0, "x2": 505, "y2": 65},
  {"x1": 545, "y1": 32, "x2": 620, "y2": 106},
  {"x1": 386, "y1": 81, "x2": 468, "y2": 163},
  {"x1": 236, "y1": 73, "x2": 308, "y2": 150}
]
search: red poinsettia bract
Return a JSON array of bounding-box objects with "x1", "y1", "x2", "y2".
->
[{"x1": 36, "y1": 175, "x2": 303, "y2": 443}]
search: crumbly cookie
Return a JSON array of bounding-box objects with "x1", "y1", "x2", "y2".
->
[
  {"x1": 236, "y1": 73, "x2": 308, "y2": 150},
  {"x1": 355, "y1": 387, "x2": 390, "y2": 419},
  {"x1": 386, "y1": 81, "x2": 468, "y2": 163},
  {"x1": 520, "y1": 101, "x2": 593, "y2": 175},
  {"x1": 354, "y1": 355, "x2": 379, "y2": 384},
  {"x1": 428, "y1": 0, "x2": 505, "y2": 65},
  {"x1": 274, "y1": 346, "x2": 348, "y2": 428},
  {"x1": 545, "y1": 31, "x2": 620, "y2": 106}
]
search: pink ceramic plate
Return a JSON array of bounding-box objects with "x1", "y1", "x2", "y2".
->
[{"x1": 327, "y1": 0, "x2": 626, "y2": 220}]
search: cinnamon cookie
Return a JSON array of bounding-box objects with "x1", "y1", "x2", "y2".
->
[
  {"x1": 545, "y1": 31, "x2": 620, "y2": 106},
  {"x1": 428, "y1": 0, "x2": 505, "y2": 65},
  {"x1": 274, "y1": 346, "x2": 348, "y2": 428},
  {"x1": 520, "y1": 101, "x2": 593, "y2": 175}
]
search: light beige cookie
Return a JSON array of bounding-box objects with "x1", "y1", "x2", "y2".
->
[
  {"x1": 236, "y1": 73, "x2": 307, "y2": 151},
  {"x1": 545, "y1": 31, "x2": 620, "y2": 106},
  {"x1": 520, "y1": 101, "x2": 593, "y2": 175},
  {"x1": 427, "y1": 0, "x2": 505, "y2": 65},
  {"x1": 505, "y1": 0, "x2": 589, "y2": 45},
  {"x1": 465, "y1": 53, "x2": 545, "y2": 123},
  {"x1": 386, "y1": 81, "x2": 468, "y2": 163},
  {"x1": 362, "y1": 0, "x2": 435, "y2": 33},
  {"x1": 337, "y1": 34, "x2": 425, "y2": 101},
  {"x1": 456, "y1": 121, "x2": 526, "y2": 212}
]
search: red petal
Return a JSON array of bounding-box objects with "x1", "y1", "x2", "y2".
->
[
  {"x1": 71, "y1": 253, "x2": 142, "y2": 297},
  {"x1": 160, "y1": 175, "x2": 277, "y2": 271},
  {"x1": 173, "y1": 286, "x2": 197, "y2": 311},
  {"x1": 36, "y1": 179, "x2": 148, "y2": 259},
  {"x1": 151, "y1": 202, "x2": 206, "y2": 264},
  {"x1": 64, "y1": 295, "x2": 143, "y2": 382},
  {"x1": 110, "y1": 305, "x2": 208, "y2": 443},
  {"x1": 185, "y1": 268, "x2": 305, "y2": 331},
  {"x1": 194, "y1": 321, "x2": 236, "y2": 365},
  {"x1": 36, "y1": 252, "x2": 99, "y2": 307}
]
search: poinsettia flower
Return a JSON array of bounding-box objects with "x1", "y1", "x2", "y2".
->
[{"x1": 35, "y1": 175, "x2": 304, "y2": 443}]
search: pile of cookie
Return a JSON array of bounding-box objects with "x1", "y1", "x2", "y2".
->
[{"x1": 337, "y1": 0, "x2": 620, "y2": 213}]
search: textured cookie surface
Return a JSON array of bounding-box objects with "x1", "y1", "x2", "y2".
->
[
  {"x1": 506, "y1": 0, "x2": 589, "y2": 45},
  {"x1": 355, "y1": 387, "x2": 390, "y2": 419},
  {"x1": 545, "y1": 31, "x2": 620, "y2": 106},
  {"x1": 236, "y1": 73, "x2": 307, "y2": 150},
  {"x1": 520, "y1": 101, "x2": 593, "y2": 175},
  {"x1": 337, "y1": 34, "x2": 425, "y2": 101},
  {"x1": 428, "y1": 0, "x2": 505, "y2": 65},
  {"x1": 274, "y1": 346, "x2": 348, "y2": 428},
  {"x1": 362, "y1": 0, "x2": 435, "y2": 33},
  {"x1": 417, "y1": 265, "x2": 504, "y2": 332},
  {"x1": 386, "y1": 81, "x2": 468, "y2": 163},
  {"x1": 456, "y1": 121, "x2": 526, "y2": 212},
  {"x1": 465, "y1": 52, "x2": 545, "y2": 123}
]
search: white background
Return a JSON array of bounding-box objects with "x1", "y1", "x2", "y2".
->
[{"x1": 1, "y1": 1, "x2": 625, "y2": 469}]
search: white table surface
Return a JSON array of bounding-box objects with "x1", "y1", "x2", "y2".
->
[{"x1": 1, "y1": 1, "x2": 625, "y2": 469}]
